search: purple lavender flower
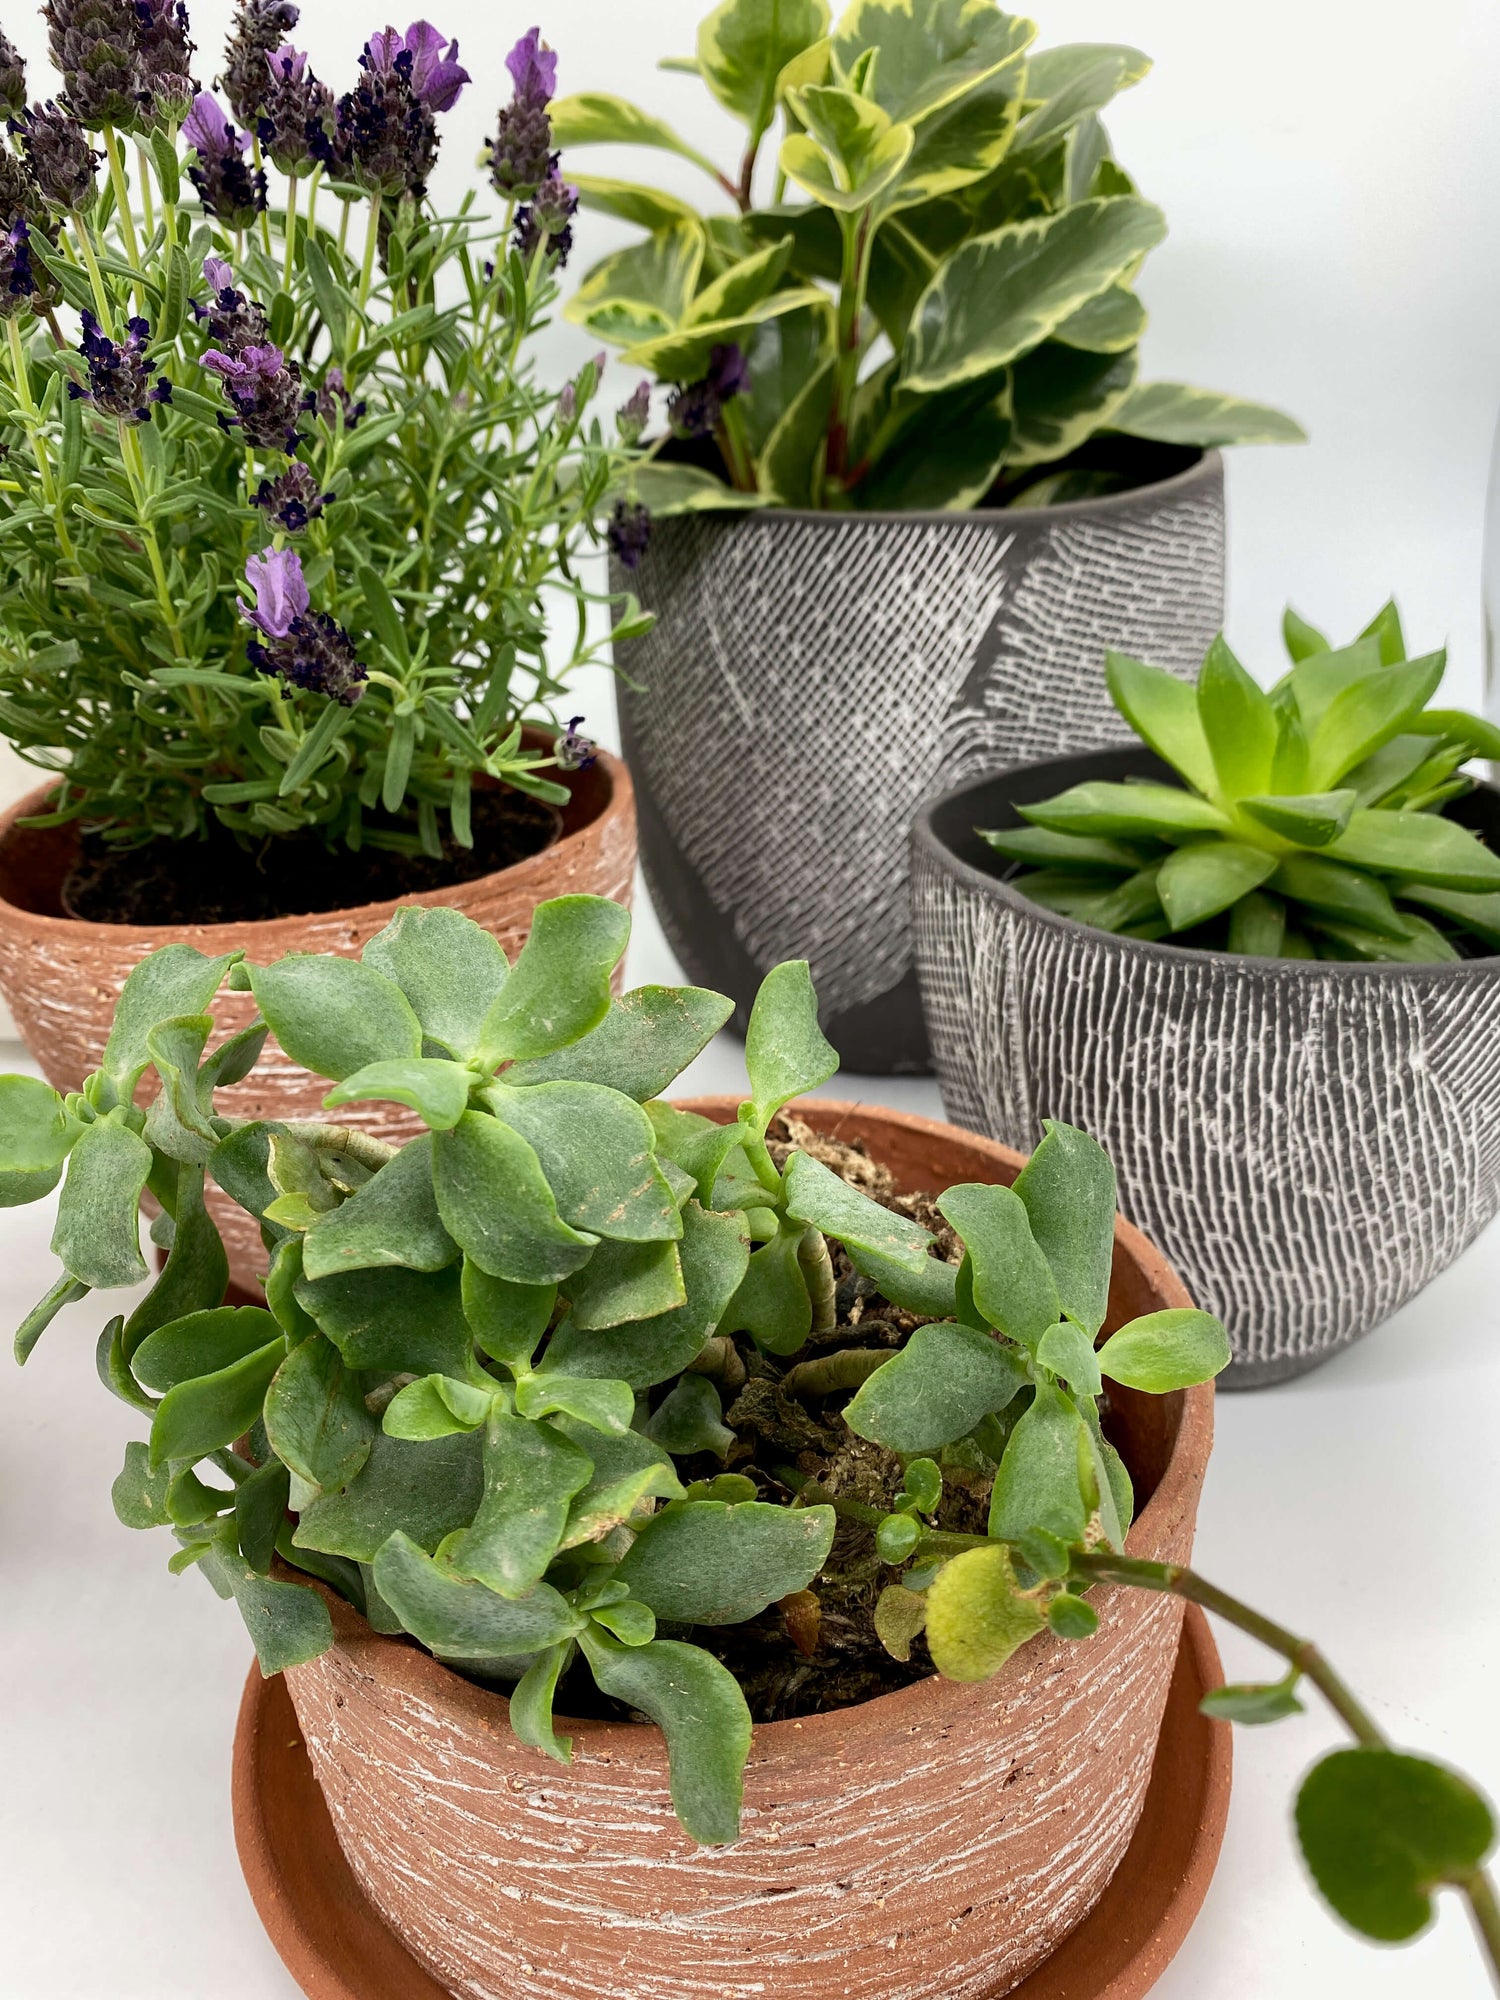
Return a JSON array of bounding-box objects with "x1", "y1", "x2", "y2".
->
[
  {"x1": 256, "y1": 43, "x2": 334, "y2": 174},
  {"x1": 606, "y1": 500, "x2": 651, "y2": 572},
  {"x1": 11, "y1": 101, "x2": 100, "y2": 212},
  {"x1": 616, "y1": 380, "x2": 651, "y2": 445},
  {"x1": 43, "y1": 0, "x2": 145, "y2": 127},
  {"x1": 557, "y1": 381, "x2": 577, "y2": 424},
  {"x1": 241, "y1": 548, "x2": 368, "y2": 706},
  {"x1": 668, "y1": 343, "x2": 748, "y2": 441},
  {"x1": 68, "y1": 311, "x2": 172, "y2": 420},
  {"x1": 0, "y1": 219, "x2": 37, "y2": 319},
  {"x1": 304, "y1": 366, "x2": 366, "y2": 431},
  {"x1": 555, "y1": 715, "x2": 596, "y2": 773},
  {"x1": 201, "y1": 338, "x2": 303, "y2": 451},
  {"x1": 252, "y1": 461, "x2": 332, "y2": 532},
  {"x1": 513, "y1": 168, "x2": 577, "y2": 266},
  {"x1": 488, "y1": 27, "x2": 557, "y2": 201},
  {"x1": 505, "y1": 27, "x2": 556, "y2": 108},
  {"x1": 190, "y1": 252, "x2": 269, "y2": 351},
  {"x1": 183, "y1": 90, "x2": 266, "y2": 230},
  {"x1": 338, "y1": 33, "x2": 438, "y2": 199},
  {"x1": 219, "y1": 0, "x2": 299, "y2": 127},
  {"x1": 134, "y1": 0, "x2": 196, "y2": 123},
  {"x1": 0, "y1": 32, "x2": 27, "y2": 117},
  {"x1": 391, "y1": 22, "x2": 469, "y2": 112}
]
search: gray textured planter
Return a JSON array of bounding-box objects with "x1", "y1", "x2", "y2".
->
[
  {"x1": 911, "y1": 746, "x2": 1500, "y2": 1386},
  {"x1": 613, "y1": 449, "x2": 1225, "y2": 1074}
]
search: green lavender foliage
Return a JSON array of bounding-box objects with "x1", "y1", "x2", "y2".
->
[
  {"x1": 554, "y1": 0, "x2": 1303, "y2": 515},
  {"x1": 0, "y1": 12, "x2": 643, "y2": 854},
  {"x1": 981, "y1": 602, "x2": 1500, "y2": 962}
]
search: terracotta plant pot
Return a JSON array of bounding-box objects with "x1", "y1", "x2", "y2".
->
[
  {"x1": 911, "y1": 747, "x2": 1500, "y2": 1385},
  {"x1": 612, "y1": 449, "x2": 1225, "y2": 1075},
  {"x1": 280, "y1": 1098, "x2": 1216, "y2": 2000},
  {"x1": 0, "y1": 747, "x2": 636, "y2": 1294}
]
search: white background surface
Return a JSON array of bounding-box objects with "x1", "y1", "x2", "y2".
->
[{"x1": 2, "y1": 2, "x2": 1500, "y2": 1996}]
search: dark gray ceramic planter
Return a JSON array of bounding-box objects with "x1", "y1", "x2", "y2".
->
[
  {"x1": 612, "y1": 449, "x2": 1225, "y2": 1074},
  {"x1": 911, "y1": 746, "x2": 1500, "y2": 1386}
]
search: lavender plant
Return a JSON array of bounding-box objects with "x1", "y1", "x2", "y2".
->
[
  {"x1": 555, "y1": 0, "x2": 1303, "y2": 520},
  {"x1": 1, "y1": 895, "x2": 1497, "y2": 1974},
  {"x1": 0, "y1": 5, "x2": 647, "y2": 863},
  {"x1": 981, "y1": 603, "x2": 1500, "y2": 961}
]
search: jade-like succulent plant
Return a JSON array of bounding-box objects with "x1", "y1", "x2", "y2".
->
[{"x1": 981, "y1": 603, "x2": 1500, "y2": 960}]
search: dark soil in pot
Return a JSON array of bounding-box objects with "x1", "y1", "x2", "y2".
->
[{"x1": 62, "y1": 786, "x2": 562, "y2": 925}]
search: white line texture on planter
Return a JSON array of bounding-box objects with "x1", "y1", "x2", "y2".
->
[
  {"x1": 613, "y1": 459, "x2": 1224, "y2": 1035},
  {"x1": 912, "y1": 844, "x2": 1500, "y2": 1384},
  {"x1": 287, "y1": 1581, "x2": 1184, "y2": 2000}
]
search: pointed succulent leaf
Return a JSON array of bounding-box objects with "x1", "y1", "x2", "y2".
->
[
  {"x1": 448, "y1": 1412, "x2": 594, "y2": 1597},
  {"x1": 1239, "y1": 791, "x2": 1358, "y2": 848},
  {"x1": 301, "y1": 1134, "x2": 459, "y2": 1280},
  {"x1": 0, "y1": 1074, "x2": 79, "y2": 1207},
  {"x1": 845, "y1": 1320, "x2": 1028, "y2": 1454},
  {"x1": 248, "y1": 956, "x2": 421, "y2": 1083},
  {"x1": 323, "y1": 1058, "x2": 474, "y2": 1131},
  {"x1": 504, "y1": 986, "x2": 733, "y2": 1100},
  {"x1": 1296, "y1": 1748, "x2": 1496, "y2": 1943},
  {"x1": 1227, "y1": 891, "x2": 1287, "y2": 958},
  {"x1": 1197, "y1": 635, "x2": 1279, "y2": 799},
  {"x1": 1104, "y1": 651, "x2": 1215, "y2": 796},
  {"x1": 264, "y1": 1332, "x2": 377, "y2": 1493},
  {"x1": 1283, "y1": 608, "x2": 1330, "y2": 662},
  {"x1": 1289, "y1": 636, "x2": 1385, "y2": 733},
  {"x1": 565, "y1": 1237, "x2": 685, "y2": 1331},
  {"x1": 1396, "y1": 883, "x2": 1500, "y2": 951},
  {"x1": 360, "y1": 905, "x2": 509, "y2": 1060},
  {"x1": 293, "y1": 1430, "x2": 484, "y2": 1561},
  {"x1": 1107, "y1": 381, "x2": 1306, "y2": 447},
  {"x1": 1325, "y1": 811, "x2": 1500, "y2": 891},
  {"x1": 462, "y1": 1261, "x2": 556, "y2": 1372},
  {"x1": 936, "y1": 1183, "x2": 1060, "y2": 1345},
  {"x1": 1270, "y1": 854, "x2": 1410, "y2": 938},
  {"x1": 487, "y1": 1082, "x2": 680, "y2": 1243},
  {"x1": 433, "y1": 1112, "x2": 597, "y2": 1285},
  {"x1": 474, "y1": 897, "x2": 631, "y2": 1070},
  {"x1": 1305, "y1": 652, "x2": 1448, "y2": 791},
  {"x1": 51, "y1": 1113, "x2": 152, "y2": 1290},
  {"x1": 1096, "y1": 1308, "x2": 1230, "y2": 1391},
  {"x1": 988, "y1": 1382, "x2": 1090, "y2": 1545},
  {"x1": 97, "y1": 945, "x2": 239, "y2": 1112},
  {"x1": 578, "y1": 1630, "x2": 752, "y2": 1845},
  {"x1": 374, "y1": 1532, "x2": 582, "y2": 1661},
  {"x1": 923, "y1": 1542, "x2": 1046, "y2": 1682},
  {"x1": 902, "y1": 199, "x2": 1167, "y2": 395},
  {"x1": 295, "y1": 1262, "x2": 474, "y2": 1377},
  {"x1": 616, "y1": 1499, "x2": 835, "y2": 1624},
  {"x1": 544, "y1": 1202, "x2": 751, "y2": 1389},
  {"x1": 1158, "y1": 841, "x2": 1279, "y2": 932},
  {"x1": 1011, "y1": 1122, "x2": 1117, "y2": 1338},
  {"x1": 1020, "y1": 782, "x2": 1230, "y2": 841}
]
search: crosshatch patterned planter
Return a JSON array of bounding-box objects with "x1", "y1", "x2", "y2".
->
[
  {"x1": 0, "y1": 745, "x2": 635, "y2": 1296},
  {"x1": 612, "y1": 450, "x2": 1225, "y2": 1075},
  {"x1": 271, "y1": 1100, "x2": 1217, "y2": 2000},
  {"x1": 911, "y1": 747, "x2": 1500, "y2": 1386}
]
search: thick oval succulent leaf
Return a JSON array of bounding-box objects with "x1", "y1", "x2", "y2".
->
[
  {"x1": 1296, "y1": 1748, "x2": 1496, "y2": 1943},
  {"x1": 987, "y1": 1382, "x2": 1089, "y2": 1545},
  {"x1": 1096, "y1": 1308, "x2": 1230, "y2": 1391},
  {"x1": 1200, "y1": 1675, "x2": 1305, "y2": 1725},
  {"x1": 514, "y1": 1372, "x2": 635, "y2": 1437},
  {"x1": 509, "y1": 1641, "x2": 575, "y2": 1764},
  {"x1": 783, "y1": 1148, "x2": 936, "y2": 1272},
  {"x1": 845, "y1": 1238, "x2": 959, "y2": 1319},
  {"x1": 1011, "y1": 1121, "x2": 1117, "y2": 1338},
  {"x1": 360, "y1": 905, "x2": 509, "y2": 1060},
  {"x1": 149, "y1": 1335, "x2": 286, "y2": 1469},
  {"x1": 743, "y1": 959, "x2": 839, "y2": 1132},
  {"x1": 133, "y1": 1305, "x2": 281, "y2": 1392},
  {"x1": 51, "y1": 1113, "x2": 152, "y2": 1290},
  {"x1": 323, "y1": 1058, "x2": 474, "y2": 1131},
  {"x1": 0, "y1": 1074, "x2": 78, "y2": 1207},
  {"x1": 555, "y1": 1423, "x2": 684, "y2": 1549},
  {"x1": 475, "y1": 897, "x2": 631, "y2": 1069},
  {"x1": 616, "y1": 1499, "x2": 835, "y2": 1625},
  {"x1": 293, "y1": 1429, "x2": 484, "y2": 1561},
  {"x1": 461, "y1": 1261, "x2": 555, "y2": 1372},
  {"x1": 643, "y1": 1374, "x2": 733, "y2": 1457},
  {"x1": 382, "y1": 1372, "x2": 493, "y2": 1440},
  {"x1": 142, "y1": 1015, "x2": 218, "y2": 1164},
  {"x1": 1035, "y1": 1319, "x2": 1103, "y2": 1396},
  {"x1": 433, "y1": 1112, "x2": 597, "y2": 1285},
  {"x1": 722, "y1": 1222, "x2": 812, "y2": 1355},
  {"x1": 924, "y1": 1542, "x2": 1046, "y2": 1682},
  {"x1": 263, "y1": 1332, "x2": 377, "y2": 1494},
  {"x1": 295, "y1": 1262, "x2": 474, "y2": 1378},
  {"x1": 487, "y1": 1082, "x2": 680, "y2": 1243},
  {"x1": 374, "y1": 1531, "x2": 582, "y2": 1661},
  {"x1": 249, "y1": 956, "x2": 422, "y2": 1083},
  {"x1": 98, "y1": 945, "x2": 239, "y2": 1112},
  {"x1": 503, "y1": 986, "x2": 733, "y2": 1100},
  {"x1": 845, "y1": 1320, "x2": 1028, "y2": 1454},
  {"x1": 578, "y1": 1630, "x2": 752, "y2": 1845},
  {"x1": 565, "y1": 1237, "x2": 686, "y2": 1331},
  {"x1": 936, "y1": 1183, "x2": 1059, "y2": 1345},
  {"x1": 200, "y1": 1536, "x2": 334, "y2": 1677},
  {"x1": 448, "y1": 1412, "x2": 594, "y2": 1599},
  {"x1": 301, "y1": 1133, "x2": 458, "y2": 1281}
]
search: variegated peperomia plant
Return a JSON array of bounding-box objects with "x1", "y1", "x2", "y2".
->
[
  {"x1": 4, "y1": 894, "x2": 1498, "y2": 1980},
  {"x1": 560, "y1": 0, "x2": 1303, "y2": 522}
]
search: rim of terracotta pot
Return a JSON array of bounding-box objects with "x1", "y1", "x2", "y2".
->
[
  {"x1": 0, "y1": 733, "x2": 632, "y2": 948},
  {"x1": 645, "y1": 447, "x2": 1221, "y2": 533},
  {"x1": 306, "y1": 1095, "x2": 1215, "y2": 1757},
  {"x1": 915, "y1": 744, "x2": 1500, "y2": 982}
]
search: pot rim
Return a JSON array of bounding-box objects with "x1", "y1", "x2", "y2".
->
[
  {"x1": 304, "y1": 1095, "x2": 1215, "y2": 1758},
  {"x1": 647, "y1": 447, "x2": 1221, "y2": 534},
  {"x1": 914, "y1": 750, "x2": 1500, "y2": 982},
  {"x1": 0, "y1": 737, "x2": 631, "y2": 947}
]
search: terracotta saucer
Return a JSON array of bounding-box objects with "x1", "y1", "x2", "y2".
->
[{"x1": 233, "y1": 1605, "x2": 1230, "y2": 2000}]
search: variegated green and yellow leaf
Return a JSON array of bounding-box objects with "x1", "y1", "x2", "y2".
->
[
  {"x1": 565, "y1": 222, "x2": 707, "y2": 348},
  {"x1": 1107, "y1": 381, "x2": 1308, "y2": 447}
]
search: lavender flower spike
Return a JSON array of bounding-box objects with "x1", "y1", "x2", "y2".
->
[
  {"x1": 201, "y1": 339, "x2": 304, "y2": 452},
  {"x1": 241, "y1": 546, "x2": 309, "y2": 637},
  {"x1": 257, "y1": 43, "x2": 334, "y2": 173},
  {"x1": 505, "y1": 27, "x2": 557, "y2": 109},
  {"x1": 401, "y1": 22, "x2": 469, "y2": 111},
  {"x1": 68, "y1": 311, "x2": 173, "y2": 421},
  {"x1": 220, "y1": 0, "x2": 300, "y2": 128},
  {"x1": 0, "y1": 31, "x2": 27, "y2": 117},
  {"x1": 183, "y1": 90, "x2": 266, "y2": 230},
  {"x1": 0, "y1": 220, "x2": 37, "y2": 320}
]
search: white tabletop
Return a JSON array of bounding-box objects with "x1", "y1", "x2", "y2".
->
[{"x1": 1, "y1": 881, "x2": 1496, "y2": 2000}]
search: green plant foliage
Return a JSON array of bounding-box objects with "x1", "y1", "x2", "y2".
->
[
  {"x1": 557, "y1": 0, "x2": 1301, "y2": 515},
  {"x1": 982, "y1": 603, "x2": 1500, "y2": 961},
  {"x1": 0, "y1": 13, "x2": 646, "y2": 855}
]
